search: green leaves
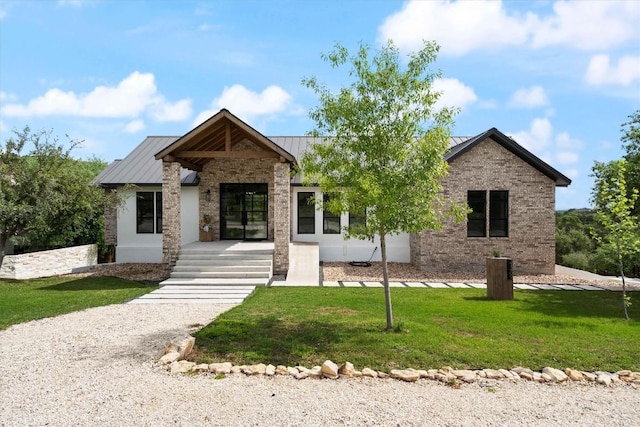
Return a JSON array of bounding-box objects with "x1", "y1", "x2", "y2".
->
[
  {"x1": 301, "y1": 40, "x2": 466, "y2": 329},
  {"x1": 0, "y1": 127, "x2": 107, "y2": 253},
  {"x1": 592, "y1": 158, "x2": 640, "y2": 320},
  {"x1": 301, "y1": 40, "x2": 463, "y2": 242}
]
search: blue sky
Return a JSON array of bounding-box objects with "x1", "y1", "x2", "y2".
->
[{"x1": 1, "y1": 0, "x2": 639, "y2": 210}]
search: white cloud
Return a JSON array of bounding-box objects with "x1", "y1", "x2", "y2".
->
[
  {"x1": 124, "y1": 119, "x2": 145, "y2": 134},
  {"x1": 0, "y1": 8, "x2": 6, "y2": 20},
  {"x1": 379, "y1": 0, "x2": 640, "y2": 56},
  {"x1": 0, "y1": 120, "x2": 6, "y2": 133},
  {"x1": 509, "y1": 117, "x2": 553, "y2": 151},
  {"x1": 556, "y1": 151, "x2": 579, "y2": 164},
  {"x1": 379, "y1": 0, "x2": 532, "y2": 56},
  {"x1": 193, "y1": 84, "x2": 294, "y2": 127},
  {"x1": 555, "y1": 132, "x2": 582, "y2": 149},
  {"x1": 563, "y1": 169, "x2": 579, "y2": 179},
  {"x1": 149, "y1": 99, "x2": 192, "y2": 122},
  {"x1": 532, "y1": 1, "x2": 640, "y2": 50},
  {"x1": 508, "y1": 86, "x2": 549, "y2": 108},
  {"x1": 510, "y1": 118, "x2": 583, "y2": 171},
  {"x1": 431, "y1": 78, "x2": 478, "y2": 111},
  {"x1": 0, "y1": 72, "x2": 192, "y2": 122},
  {"x1": 585, "y1": 54, "x2": 640, "y2": 86}
]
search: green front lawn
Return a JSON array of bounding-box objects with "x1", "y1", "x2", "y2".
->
[
  {"x1": 0, "y1": 276, "x2": 156, "y2": 330},
  {"x1": 194, "y1": 287, "x2": 640, "y2": 372}
]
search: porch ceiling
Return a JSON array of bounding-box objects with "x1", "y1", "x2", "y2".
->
[{"x1": 154, "y1": 109, "x2": 296, "y2": 172}]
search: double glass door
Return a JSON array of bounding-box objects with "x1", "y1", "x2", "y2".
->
[{"x1": 220, "y1": 183, "x2": 268, "y2": 240}]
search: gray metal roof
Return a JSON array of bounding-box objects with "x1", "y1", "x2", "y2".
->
[
  {"x1": 95, "y1": 131, "x2": 569, "y2": 188},
  {"x1": 96, "y1": 135, "x2": 472, "y2": 187},
  {"x1": 95, "y1": 136, "x2": 198, "y2": 187}
]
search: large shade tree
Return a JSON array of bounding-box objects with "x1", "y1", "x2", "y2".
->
[
  {"x1": 300, "y1": 40, "x2": 467, "y2": 330},
  {"x1": 0, "y1": 127, "x2": 107, "y2": 257}
]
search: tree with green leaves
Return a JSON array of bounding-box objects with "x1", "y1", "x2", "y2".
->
[
  {"x1": 592, "y1": 159, "x2": 640, "y2": 320},
  {"x1": 0, "y1": 127, "x2": 107, "y2": 258},
  {"x1": 300, "y1": 40, "x2": 467, "y2": 330}
]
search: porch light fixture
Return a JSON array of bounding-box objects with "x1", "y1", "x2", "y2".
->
[{"x1": 205, "y1": 188, "x2": 211, "y2": 202}]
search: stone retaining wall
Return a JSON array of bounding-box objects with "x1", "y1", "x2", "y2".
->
[{"x1": 0, "y1": 244, "x2": 98, "y2": 280}]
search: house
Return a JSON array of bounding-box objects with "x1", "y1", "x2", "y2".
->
[{"x1": 96, "y1": 109, "x2": 571, "y2": 276}]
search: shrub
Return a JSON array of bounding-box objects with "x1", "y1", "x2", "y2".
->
[{"x1": 561, "y1": 252, "x2": 592, "y2": 272}]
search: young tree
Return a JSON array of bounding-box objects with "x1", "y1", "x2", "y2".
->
[
  {"x1": 0, "y1": 127, "x2": 107, "y2": 257},
  {"x1": 301, "y1": 40, "x2": 467, "y2": 330},
  {"x1": 592, "y1": 159, "x2": 640, "y2": 320}
]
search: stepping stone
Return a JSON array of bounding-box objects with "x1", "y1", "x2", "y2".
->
[
  {"x1": 555, "y1": 284, "x2": 581, "y2": 290},
  {"x1": 531, "y1": 284, "x2": 558, "y2": 290},
  {"x1": 575, "y1": 284, "x2": 604, "y2": 291},
  {"x1": 322, "y1": 281, "x2": 341, "y2": 287},
  {"x1": 389, "y1": 282, "x2": 407, "y2": 287},
  {"x1": 467, "y1": 283, "x2": 487, "y2": 289},
  {"x1": 404, "y1": 282, "x2": 427, "y2": 287},
  {"x1": 342, "y1": 281, "x2": 364, "y2": 287},
  {"x1": 363, "y1": 281, "x2": 383, "y2": 287},
  {"x1": 425, "y1": 282, "x2": 449, "y2": 288},
  {"x1": 514, "y1": 284, "x2": 538, "y2": 290},
  {"x1": 447, "y1": 282, "x2": 470, "y2": 288}
]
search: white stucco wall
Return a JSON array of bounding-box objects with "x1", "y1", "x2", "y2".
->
[
  {"x1": 114, "y1": 185, "x2": 410, "y2": 264},
  {"x1": 291, "y1": 187, "x2": 410, "y2": 263},
  {"x1": 115, "y1": 186, "x2": 199, "y2": 263}
]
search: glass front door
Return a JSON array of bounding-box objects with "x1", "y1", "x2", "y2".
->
[{"x1": 220, "y1": 183, "x2": 268, "y2": 240}]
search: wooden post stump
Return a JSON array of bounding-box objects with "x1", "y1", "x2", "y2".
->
[{"x1": 486, "y1": 257, "x2": 513, "y2": 300}]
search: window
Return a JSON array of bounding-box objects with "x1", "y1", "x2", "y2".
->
[
  {"x1": 297, "y1": 192, "x2": 315, "y2": 234},
  {"x1": 467, "y1": 191, "x2": 486, "y2": 237},
  {"x1": 489, "y1": 191, "x2": 508, "y2": 237},
  {"x1": 466, "y1": 190, "x2": 509, "y2": 238},
  {"x1": 349, "y1": 210, "x2": 366, "y2": 229},
  {"x1": 137, "y1": 191, "x2": 162, "y2": 234},
  {"x1": 323, "y1": 193, "x2": 340, "y2": 234}
]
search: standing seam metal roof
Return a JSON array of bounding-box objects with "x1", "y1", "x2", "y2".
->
[{"x1": 95, "y1": 132, "x2": 569, "y2": 187}]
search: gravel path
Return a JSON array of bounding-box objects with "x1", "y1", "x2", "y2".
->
[{"x1": 1, "y1": 303, "x2": 638, "y2": 426}]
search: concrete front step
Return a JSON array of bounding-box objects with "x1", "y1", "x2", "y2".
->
[
  {"x1": 127, "y1": 285, "x2": 256, "y2": 304},
  {"x1": 172, "y1": 265, "x2": 271, "y2": 273},
  {"x1": 170, "y1": 271, "x2": 270, "y2": 279},
  {"x1": 179, "y1": 249, "x2": 273, "y2": 259},
  {"x1": 175, "y1": 259, "x2": 272, "y2": 266},
  {"x1": 159, "y1": 278, "x2": 269, "y2": 286}
]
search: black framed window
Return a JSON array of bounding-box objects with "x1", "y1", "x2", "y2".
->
[
  {"x1": 489, "y1": 191, "x2": 508, "y2": 237},
  {"x1": 297, "y1": 192, "x2": 315, "y2": 234},
  {"x1": 349, "y1": 210, "x2": 366, "y2": 229},
  {"x1": 137, "y1": 191, "x2": 162, "y2": 234},
  {"x1": 323, "y1": 193, "x2": 340, "y2": 234},
  {"x1": 467, "y1": 191, "x2": 486, "y2": 237}
]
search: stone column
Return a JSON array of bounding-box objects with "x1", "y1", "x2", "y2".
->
[
  {"x1": 162, "y1": 161, "x2": 181, "y2": 265},
  {"x1": 104, "y1": 188, "x2": 118, "y2": 245},
  {"x1": 273, "y1": 162, "x2": 290, "y2": 275}
]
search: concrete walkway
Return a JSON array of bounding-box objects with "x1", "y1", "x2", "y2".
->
[{"x1": 283, "y1": 242, "x2": 320, "y2": 286}]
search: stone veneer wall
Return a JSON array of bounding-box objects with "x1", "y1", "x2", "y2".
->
[
  {"x1": 198, "y1": 139, "x2": 279, "y2": 241},
  {"x1": 0, "y1": 244, "x2": 98, "y2": 279},
  {"x1": 273, "y1": 162, "x2": 290, "y2": 274},
  {"x1": 162, "y1": 161, "x2": 182, "y2": 265},
  {"x1": 104, "y1": 188, "x2": 118, "y2": 245},
  {"x1": 410, "y1": 138, "x2": 556, "y2": 275}
]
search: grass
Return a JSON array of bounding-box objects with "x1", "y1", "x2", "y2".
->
[
  {"x1": 0, "y1": 276, "x2": 157, "y2": 330},
  {"x1": 193, "y1": 287, "x2": 640, "y2": 372}
]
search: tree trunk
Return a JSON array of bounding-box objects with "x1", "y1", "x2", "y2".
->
[
  {"x1": 617, "y1": 240, "x2": 629, "y2": 321},
  {"x1": 380, "y1": 232, "x2": 393, "y2": 330}
]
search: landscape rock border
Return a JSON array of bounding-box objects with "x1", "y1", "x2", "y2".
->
[{"x1": 159, "y1": 336, "x2": 639, "y2": 387}]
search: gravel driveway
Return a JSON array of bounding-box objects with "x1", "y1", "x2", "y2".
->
[{"x1": 1, "y1": 303, "x2": 638, "y2": 426}]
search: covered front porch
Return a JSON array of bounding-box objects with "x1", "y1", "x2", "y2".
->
[{"x1": 154, "y1": 109, "x2": 296, "y2": 275}]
